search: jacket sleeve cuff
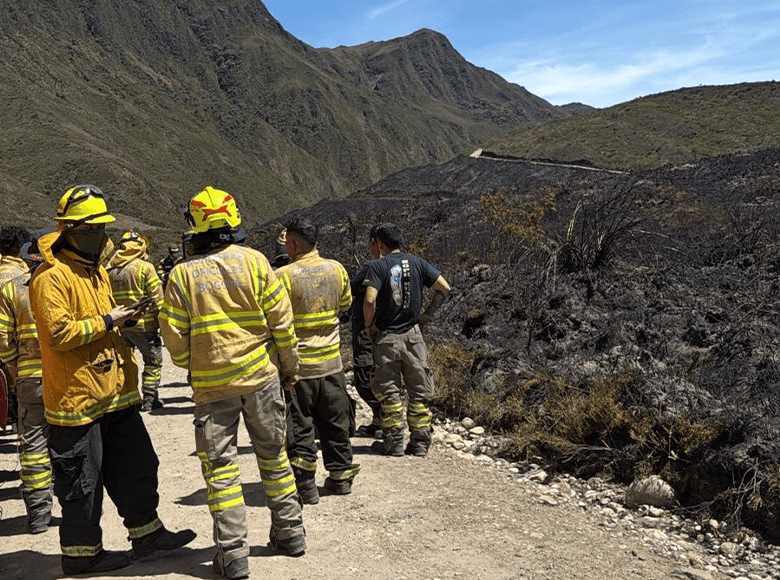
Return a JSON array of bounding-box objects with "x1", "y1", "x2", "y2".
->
[{"x1": 103, "y1": 314, "x2": 114, "y2": 331}]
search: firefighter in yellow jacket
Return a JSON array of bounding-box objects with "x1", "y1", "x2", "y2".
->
[
  {"x1": 276, "y1": 217, "x2": 359, "y2": 503},
  {"x1": 30, "y1": 185, "x2": 195, "y2": 577},
  {"x1": 0, "y1": 226, "x2": 33, "y2": 433},
  {"x1": 107, "y1": 231, "x2": 165, "y2": 411},
  {"x1": 159, "y1": 186, "x2": 305, "y2": 580},
  {"x1": 0, "y1": 233, "x2": 53, "y2": 534}
]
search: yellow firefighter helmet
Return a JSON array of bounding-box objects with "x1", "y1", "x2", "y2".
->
[
  {"x1": 185, "y1": 186, "x2": 241, "y2": 233},
  {"x1": 56, "y1": 185, "x2": 116, "y2": 224}
]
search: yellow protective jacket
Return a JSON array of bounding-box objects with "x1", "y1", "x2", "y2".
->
[
  {"x1": 29, "y1": 229, "x2": 140, "y2": 426},
  {"x1": 0, "y1": 273, "x2": 42, "y2": 383},
  {"x1": 276, "y1": 249, "x2": 352, "y2": 379},
  {"x1": 107, "y1": 238, "x2": 164, "y2": 333},
  {"x1": 0, "y1": 255, "x2": 27, "y2": 286},
  {"x1": 159, "y1": 243, "x2": 299, "y2": 405}
]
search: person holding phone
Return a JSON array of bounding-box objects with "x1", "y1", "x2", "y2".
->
[{"x1": 30, "y1": 185, "x2": 195, "y2": 576}]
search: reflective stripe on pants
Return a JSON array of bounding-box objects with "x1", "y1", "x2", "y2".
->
[
  {"x1": 17, "y1": 378, "x2": 53, "y2": 525},
  {"x1": 48, "y1": 406, "x2": 161, "y2": 556},
  {"x1": 194, "y1": 378, "x2": 303, "y2": 565},
  {"x1": 371, "y1": 324, "x2": 435, "y2": 444}
]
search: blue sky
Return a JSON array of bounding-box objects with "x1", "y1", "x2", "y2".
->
[{"x1": 261, "y1": 0, "x2": 780, "y2": 108}]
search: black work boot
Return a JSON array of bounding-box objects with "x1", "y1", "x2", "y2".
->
[
  {"x1": 269, "y1": 528, "x2": 306, "y2": 557},
  {"x1": 62, "y1": 550, "x2": 131, "y2": 576},
  {"x1": 382, "y1": 427, "x2": 404, "y2": 456},
  {"x1": 213, "y1": 553, "x2": 250, "y2": 579},
  {"x1": 404, "y1": 441, "x2": 429, "y2": 457},
  {"x1": 132, "y1": 526, "x2": 197, "y2": 559},
  {"x1": 296, "y1": 477, "x2": 320, "y2": 505},
  {"x1": 355, "y1": 422, "x2": 382, "y2": 438},
  {"x1": 324, "y1": 477, "x2": 353, "y2": 495},
  {"x1": 141, "y1": 394, "x2": 164, "y2": 412}
]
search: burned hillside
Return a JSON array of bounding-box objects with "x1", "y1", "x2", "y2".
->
[{"x1": 253, "y1": 147, "x2": 780, "y2": 542}]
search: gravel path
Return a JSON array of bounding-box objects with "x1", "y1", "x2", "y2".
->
[{"x1": 0, "y1": 351, "x2": 734, "y2": 580}]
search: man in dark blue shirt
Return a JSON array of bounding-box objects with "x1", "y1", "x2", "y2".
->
[{"x1": 363, "y1": 223, "x2": 450, "y2": 457}]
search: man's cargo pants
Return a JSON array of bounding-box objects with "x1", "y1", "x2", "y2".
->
[
  {"x1": 17, "y1": 377, "x2": 53, "y2": 530},
  {"x1": 351, "y1": 322, "x2": 381, "y2": 424},
  {"x1": 47, "y1": 406, "x2": 163, "y2": 558},
  {"x1": 122, "y1": 329, "x2": 163, "y2": 406},
  {"x1": 371, "y1": 324, "x2": 435, "y2": 450},
  {"x1": 194, "y1": 379, "x2": 304, "y2": 567},
  {"x1": 285, "y1": 371, "x2": 360, "y2": 486}
]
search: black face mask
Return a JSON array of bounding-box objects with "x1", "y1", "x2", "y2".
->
[{"x1": 65, "y1": 228, "x2": 106, "y2": 261}]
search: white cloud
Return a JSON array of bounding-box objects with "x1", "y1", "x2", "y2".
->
[
  {"x1": 367, "y1": 0, "x2": 415, "y2": 20},
  {"x1": 494, "y1": 21, "x2": 780, "y2": 107},
  {"x1": 503, "y1": 50, "x2": 698, "y2": 106},
  {"x1": 451, "y1": 1, "x2": 780, "y2": 107}
]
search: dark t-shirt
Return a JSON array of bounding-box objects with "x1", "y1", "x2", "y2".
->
[{"x1": 365, "y1": 252, "x2": 441, "y2": 334}]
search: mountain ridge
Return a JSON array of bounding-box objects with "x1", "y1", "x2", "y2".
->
[
  {"x1": 486, "y1": 81, "x2": 780, "y2": 170},
  {"x1": 0, "y1": 0, "x2": 563, "y2": 231}
]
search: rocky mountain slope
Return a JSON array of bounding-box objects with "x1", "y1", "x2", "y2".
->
[{"x1": 0, "y1": 0, "x2": 565, "y2": 230}]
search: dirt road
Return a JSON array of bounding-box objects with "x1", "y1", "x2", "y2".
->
[{"x1": 0, "y1": 352, "x2": 700, "y2": 580}]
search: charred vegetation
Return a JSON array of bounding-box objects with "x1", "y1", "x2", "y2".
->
[{"x1": 254, "y1": 147, "x2": 780, "y2": 542}]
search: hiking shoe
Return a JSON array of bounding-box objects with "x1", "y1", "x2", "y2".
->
[
  {"x1": 132, "y1": 526, "x2": 196, "y2": 559},
  {"x1": 213, "y1": 554, "x2": 250, "y2": 579},
  {"x1": 404, "y1": 442, "x2": 428, "y2": 457},
  {"x1": 355, "y1": 423, "x2": 382, "y2": 438},
  {"x1": 269, "y1": 530, "x2": 306, "y2": 557},
  {"x1": 296, "y1": 479, "x2": 320, "y2": 505},
  {"x1": 323, "y1": 477, "x2": 352, "y2": 495},
  {"x1": 62, "y1": 550, "x2": 131, "y2": 576}
]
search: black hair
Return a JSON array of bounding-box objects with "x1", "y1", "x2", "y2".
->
[
  {"x1": 0, "y1": 226, "x2": 32, "y2": 256},
  {"x1": 284, "y1": 216, "x2": 318, "y2": 247},
  {"x1": 370, "y1": 222, "x2": 403, "y2": 250}
]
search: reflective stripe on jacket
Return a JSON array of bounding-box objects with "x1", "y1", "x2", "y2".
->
[
  {"x1": 0, "y1": 273, "x2": 42, "y2": 381},
  {"x1": 29, "y1": 229, "x2": 140, "y2": 427},
  {"x1": 107, "y1": 259, "x2": 164, "y2": 332},
  {"x1": 159, "y1": 244, "x2": 299, "y2": 405},
  {"x1": 276, "y1": 249, "x2": 351, "y2": 379}
]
